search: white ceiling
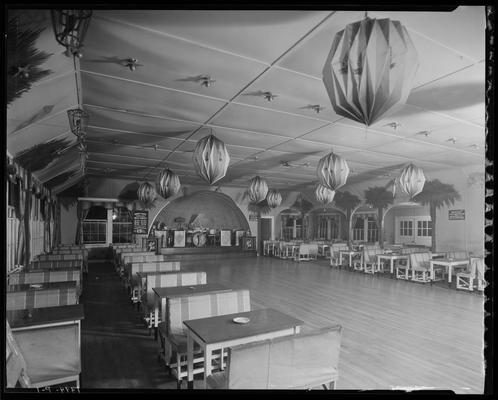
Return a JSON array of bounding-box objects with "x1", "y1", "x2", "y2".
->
[{"x1": 6, "y1": 7, "x2": 486, "y2": 192}]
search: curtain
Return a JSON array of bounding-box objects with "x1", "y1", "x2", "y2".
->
[
  {"x1": 24, "y1": 173, "x2": 32, "y2": 265},
  {"x1": 15, "y1": 177, "x2": 26, "y2": 266},
  {"x1": 75, "y1": 201, "x2": 91, "y2": 244}
]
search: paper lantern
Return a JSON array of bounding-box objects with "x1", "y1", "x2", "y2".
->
[
  {"x1": 266, "y1": 189, "x2": 282, "y2": 208},
  {"x1": 322, "y1": 16, "x2": 418, "y2": 126},
  {"x1": 247, "y1": 176, "x2": 269, "y2": 204},
  {"x1": 398, "y1": 164, "x2": 426, "y2": 199},
  {"x1": 315, "y1": 184, "x2": 336, "y2": 205},
  {"x1": 193, "y1": 134, "x2": 230, "y2": 185},
  {"x1": 137, "y1": 181, "x2": 156, "y2": 205},
  {"x1": 316, "y1": 152, "x2": 350, "y2": 191},
  {"x1": 156, "y1": 168, "x2": 180, "y2": 199}
]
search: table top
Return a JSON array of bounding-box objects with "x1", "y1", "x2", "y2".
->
[
  {"x1": 431, "y1": 258, "x2": 469, "y2": 264},
  {"x1": 184, "y1": 308, "x2": 303, "y2": 344},
  {"x1": 6, "y1": 304, "x2": 84, "y2": 329},
  {"x1": 7, "y1": 281, "x2": 78, "y2": 292},
  {"x1": 340, "y1": 249, "x2": 360, "y2": 254},
  {"x1": 153, "y1": 283, "x2": 231, "y2": 299},
  {"x1": 378, "y1": 253, "x2": 408, "y2": 258}
]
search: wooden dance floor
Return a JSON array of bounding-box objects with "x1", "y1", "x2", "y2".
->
[{"x1": 80, "y1": 255, "x2": 485, "y2": 393}]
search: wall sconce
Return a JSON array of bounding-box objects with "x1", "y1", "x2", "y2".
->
[
  {"x1": 67, "y1": 108, "x2": 89, "y2": 139},
  {"x1": 51, "y1": 10, "x2": 93, "y2": 58}
]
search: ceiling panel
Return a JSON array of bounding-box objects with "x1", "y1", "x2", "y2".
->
[
  {"x1": 190, "y1": 126, "x2": 288, "y2": 149},
  {"x1": 407, "y1": 62, "x2": 485, "y2": 121},
  {"x1": 7, "y1": 113, "x2": 70, "y2": 156},
  {"x1": 87, "y1": 141, "x2": 170, "y2": 159},
  {"x1": 7, "y1": 73, "x2": 78, "y2": 136},
  {"x1": 211, "y1": 103, "x2": 328, "y2": 138},
  {"x1": 366, "y1": 138, "x2": 452, "y2": 159},
  {"x1": 86, "y1": 106, "x2": 200, "y2": 138},
  {"x1": 81, "y1": 16, "x2": 268, "y2": 101},
  {"x1": 270, "y1": 138, "x2": 354, "y2": 156},
  {"x1": 417, "y1": 150, "x2": 485, "y2": 167},
  {"x1": 81, "y1": 71, "x2": 227, "y2": 123},
  {"x1": 233, "y1": 67, "x2": 342, "y2": 122},
  {"x1": 96, "y1": 10, "x2": 332, "y2": 63},
  {"x1": 422, "y1": 122, "x2": 485, "y2": 149}
]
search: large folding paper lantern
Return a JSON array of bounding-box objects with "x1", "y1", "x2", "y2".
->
[
  {"x1": 322, "y1": 16, "x2": 419, "y2": 126},
  {"x1": 137, "y1": 181, "x2": 156, "y2": 205},
  {"x1": 193, "y1": 134, "x2": 230, "y2": 185},
  {"x1": 266, "y1": 189, "x2": 282, "y2": 208},
  {"x1": 156, "y1": 168, "x2": 180, "y2": 199},
  {"x1": 316, "y1": 152, "x2": 350, "y2": 191},
  {"x1": 247, "y1": 176, "x2": 269, "y2": 204},
  {"x1": 398, "y1": 164, "x2": 426, "y2": 199},
  {"x1": 315, "y1": 184, "x2": 336, "y2": 205}
]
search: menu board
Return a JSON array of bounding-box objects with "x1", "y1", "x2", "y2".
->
[
  {"x1": 448, "y1": 209, "x2": 465, "y2": 220},
  {"x1": 133, "y1": 210, "x2": 148, "y2": 234}
]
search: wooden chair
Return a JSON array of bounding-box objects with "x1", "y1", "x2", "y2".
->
[
  {"x1": 406, "y1": 252, "x2": 444, "y2": 283},
  {"x1": 158, "y1": 289, "x2": 251, "y2": 388},
  {"x1": 206, "y1": 325, "x2": 342, "y2": 390},
  {"x1": 6, "y1": 321, "x2": 31, "y2": 388},
  {"x1": 456, "y1": 257, "x2": 485, "y2": 291},
  {"x1": 362, "y1": 248, "x2": 386, "y2": 275},
  {"x1": 329, "y1": 243, "x2": 349, "y2": 268},
  {"x1": 140, "y1": 271, "x2": 206, "y2": 333}
]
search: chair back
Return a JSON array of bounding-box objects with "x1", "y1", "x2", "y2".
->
[
  {"x1": 167, "y1": 289, "x2": 250, "y2": 336},
  {"x1": 408, "y1": 252, "x2": 431, "y2": 270},
  {"x1": 363, "y1": 247, "x2": 384, "y2": 263},
  {"x1": 225, "y1": 325, "x2": 342, "y2": 389},
  {"x1": 6, "y1": 321, "x2": 30, "y2": 388},
  {"x1": 400, "y1": 247, "x2": 420, "y2": 255},
  {"x1": 298, "y1": 243, "x2": 318, "y2": 257},
  {"x1": 50, "y1": 248, "x2": 88, "y2": 256},
  {"x1": 470, "y1": 257, "x2": 484, "y2": 279},
  {"x1": 37, "y1": 254, "x2": 83, "y2": 262},
  {"x1": 141, "y1": 271, "x2": 206, "y2": 306}
]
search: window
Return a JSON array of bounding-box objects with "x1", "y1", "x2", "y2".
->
[
  {"x1": 353, "y1": 217, "x2": 364, "y2": 241},
  {"x1": 112, "y1": 207, "x2": 133, "y2": 243},
  {"x1": 83, "y1": 205, "x2": 107, "y2": 244},
  {"x1": 399, "y1": 220, "x2": 413, "y2": 236},
  {"x1": 417, "y1": 220, "x2": 432, "y2": 237},
  {"x1": 367, "y1": 218, "x2": 378, "y2": 242}
]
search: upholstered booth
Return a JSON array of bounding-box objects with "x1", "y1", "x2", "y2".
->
[
  {"x1": 206, "y1": 325, "x2": 343, "y2": 389},
  {"x1": 8, "y1": 268, "x2": 82, "y2": 296},
  {"x1": 126, "y1": 261, "x2": 181, "y2": 298}
]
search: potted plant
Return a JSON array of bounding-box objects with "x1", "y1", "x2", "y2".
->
[{"x1": 364, "y1": 186, "x2": 394, "y2": 248}]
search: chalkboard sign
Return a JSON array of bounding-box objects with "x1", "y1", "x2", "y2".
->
[
  {"x1": 133, "y1": 210, "x2": 148, "y2": 234},
  {"x1": 449, "y1": 209, "x2": 465, "y2": 220}
]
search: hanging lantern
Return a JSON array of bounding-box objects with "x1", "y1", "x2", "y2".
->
[
  {"x1": 266, "y1": 189, "x2": 282, "y2": 208},
  {"x1": 67, "y1": 108, "x2": 89, "y2": 139},
  {"x1": 156, "y1": 168, "x2": 181, "y2": 199},
  {"x1": 51, "y1": 10, "x2": 93, "y2": 58},
  {"x1": 315, "y1": 184, "x2": 336, "y2": 205},
  {"x1": 247, "y1": 176, "x2": 268, "y2": 204},
  {"x1": 316, "y1": 151, "x2": 350, "y2": 191},
  {"x1": 322, "y1": 16, "x2": 418, "y2": 126},
  {"x1": 193, "y1": 134, "x2": 230, "y2": 185},
  {"x1": 397, "y1": 164, "x2": 426, "y2": 199},
  {"x1": 137, "y1": 181, "x2": 156, "y2": 206}
]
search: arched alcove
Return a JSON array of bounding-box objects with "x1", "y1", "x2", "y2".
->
[{"x1": 152, "y1": 190, "x2": 250, "y2": 231}]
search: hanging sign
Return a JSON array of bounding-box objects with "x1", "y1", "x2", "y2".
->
[
  {"x1": 133, "y1": 210, "x2": 148, "y2": 234},
  {"x1": 448, "y1": 209, "x2": 465, "y2": 220}
]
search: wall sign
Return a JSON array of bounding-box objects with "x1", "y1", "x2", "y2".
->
[
  {"x1": 133, "y1": 210, "x2": 148, "y2": 234},
  {"x1": 448, "y1": 209, "x2": 465, "y2": 220},
  {"x1": 248, "y1": 213, "x2": 258, "y2": 221}
]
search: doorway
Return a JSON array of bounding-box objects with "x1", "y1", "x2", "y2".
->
[{"x1": 260, "y1": 216, "x2": 272, "y2": 253}]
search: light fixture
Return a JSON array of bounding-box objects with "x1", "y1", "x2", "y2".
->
[
  {"x1": 156, "y1": 168, "x2": 181, "y2": 199},
  {"x1": 51, "y1": 10, "x2": 93, "y2": 58},
  {"x1": 112, "y1": 209, "x2": 117, "y2": 220},
  {"x1": 67, "y1": 108, "x2": 89, "y2": 139},
  {"x1": 193, "y1": 132, "x2": 230, "y2": 185},
  {"x1": 383, "y1": 122, "x2": 402, "y2": 130},
  {"x1": 309, "y1": 104, "x2": 325, "y2": 114},
  {"x1": 315, "y1": 184, "x2": 335, "y2": 205},
  {"x1": 447, "y1": 138, "x2": 457, "y2": 144},
  {"x1": 416, "y1": 130, "x2": 431, "y2": 137},
  {"x1": 247, "y1": 176, "x2": 269, "y2": 204},
  {"x1": 124, "y1": 58, "x2": 142, "y2": 71},
  {"x1": 266, "y1": 189, "x2": 282, "y2": 208},
  {"x1": 137, "y1": 181, "x2": 156, "y2": 206},
  {"x1": 262, "y1": 91, "x2": 277, "y2": 101},
  {"x1": 316, "y1": 151, "x2": 350, "y2": 191},
  {"x1": 322, "y1": 14, "x2": 419, "y2": 126},
  {"x1": 397, "y1": 164, "x2": 426, "y2": 199},
  {"x1": 200, "y1": 75, "x2": 216, "y2": 87}
]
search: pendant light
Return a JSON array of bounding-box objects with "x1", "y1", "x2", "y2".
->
[
  {"x1": 192, "y1": 131, "x2": 230, "y2": 185},
  {"x1": 156, "y1": 168, "x2": 180, "y2": 199},
  {"x1": 247, "y1": 176, "x2": 269, "y2": 204},
  {"x1": 397, "y1": 164, "x2": 426, "y2": 199},
  {"x1": 266, "y1": 189, "x2": 282, "y2": 208},
  {"x1": 316, "y1": 151, "x2": 350, "y2": 191},
  {"x1": 315, "y1": 184, "x2": 336, "y2": 205},
  {"x1": 137, "y1": 181, "x2": 156, "y2": 206}
]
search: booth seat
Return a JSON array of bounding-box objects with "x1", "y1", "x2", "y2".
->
[
  {"x1": 7, "y1": 286, "x2": 78, "y2": 311},
  {"x1": 8, "y1": 269, "x2": 82, "y2": 296},
  {"x1": 158, "y1": 289, "x2": 251, "y2": 388},
  {"x1": 29, "y1": 260, "x2": 82, "y2": 271},
  {"x1": 118, "y1": 252, "x2": 161, "y2": 276},
  {"x1": 126, "y1": 260, "x2": 181, "y2": 296},
  {"x1": 207, "y1": 325, "x2": 342, "y2": 390},
  {"x1": 36, "y1": 254, "x2": 86, "y2": 274},
  {"x1": 140, "y1": 271, "x2": 207, "y2": 331}
]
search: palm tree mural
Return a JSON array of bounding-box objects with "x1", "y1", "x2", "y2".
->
[
  {"x1": 364, "y1": 186, "x2": 394, "y2": 248},
  {"x1": 413, "y1": 179, "x2": 461, "y2": 251},
  {"x1": 334, "y1": 191, "x2": 361, "y2": 245}
]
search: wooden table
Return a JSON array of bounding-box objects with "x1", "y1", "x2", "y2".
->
[
  {"x1": 7, "y1": 304, "x2": 84, "y2": 331},
  {"x1": 339, "y1": 250, "x2": 362, "y2": 267},
  {"x1": 152, "y1": 283, "x2": 232, "y2": 339},
  {"x1": 377, "y1": 253, "x2": 409, "y2": 274},
  {"x1": 430, "y1": 258, "x2": 470, "y2": 285},
  {"x1": 283, "y1": 244, "x2": 300, "y2": 259},
  {"x1": 317, "y1": 244, "x2": 330, "y2": 257},
  {"x1": 184, "y1": 308, "x2": 303, "y2": 389}
]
